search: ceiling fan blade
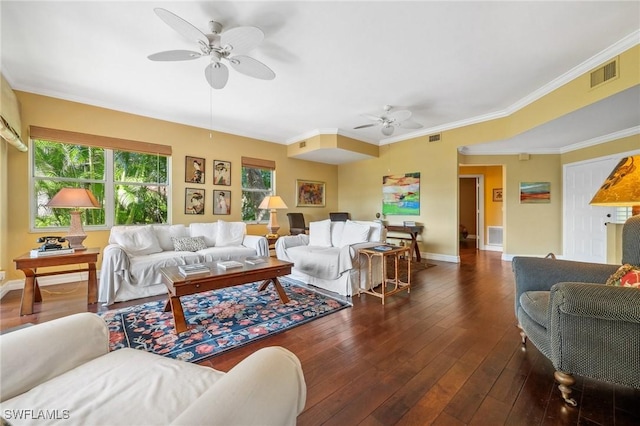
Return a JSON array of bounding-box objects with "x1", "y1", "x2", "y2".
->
[
  {"x1": 227, "y1": 55, "x2": 275, "y2": 80},
  {"x1": 400, "y1": 119, "x2": 423, "y2": 129},
  {"x1": 353, "y1": 123, "x2": 376, "y2": 130},
  {"x1": 154, "y1": 8, "x2": 209, "y2": 46},
  {"x1": 220, "y1": 26, "x2": 264, "y2": 55},
  {"x1": 381, "y1": 125, "x2": 395, "y2": 136},
  {"x1": 205, "y1": 62, "x2": 229, "y2": 89},
  {"x1": 387, "y1": 109, "x2": 412, "y2": 122},
  {"x1": 148, "y1": 50, "x2": 202, "y2": 61},
  {"x1": 362, "y1": 113, "x2": 382, "y2": 122}
]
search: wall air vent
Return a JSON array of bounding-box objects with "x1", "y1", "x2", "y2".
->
[
  {"x1": 590, "y1": 58, "x2": 618, "y2": 88},
  {"x1": 299, "y1": 141, "x2": 306, "y2": 148},
  {"x1": 487, "y1": 226, "x2": 503, "y2": 246},
  {"x1": 428, "y1": 134, "x2": 441, "y2": 143}
]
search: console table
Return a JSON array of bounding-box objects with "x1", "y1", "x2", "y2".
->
[
  {"x1": 385, "y1": 225, "x2": 424, "y2": 261},
  {"x1": 13, "y1": 248, "x2": 100, "y2": 316}
]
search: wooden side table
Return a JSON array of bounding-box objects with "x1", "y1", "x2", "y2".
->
[
  {"x1": 358, "y1": 245, "x2": 411, "y2": 305},
  {"x1": 13, "y1": 248, "x2": 100, "y2": 316},
  {"x1": 385, "y1": 225, "x2": 424, "y2": 261}
]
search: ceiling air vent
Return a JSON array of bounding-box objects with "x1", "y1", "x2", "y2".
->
[
  {"x1": 590, "y1": 58, "x2": 618, "y2": 88},
  {"x1": 428, "y1": 134, "x2": 441, "y2": 143}
]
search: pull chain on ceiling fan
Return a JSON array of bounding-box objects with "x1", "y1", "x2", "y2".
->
[
  {"x1": 354, "y1": 105, "x2": 423, "y2": 136},
  {"x1": 148, "y1": 8, "x2": 275, "y2": 89}
]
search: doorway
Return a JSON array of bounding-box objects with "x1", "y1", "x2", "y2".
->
[{"x1": 459, "y1": 175, "x2": 484, "y2": 250}]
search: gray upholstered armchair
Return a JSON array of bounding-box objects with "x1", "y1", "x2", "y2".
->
[{"x1": 512, "y1": 215, "x2": 640, "y2": 406}]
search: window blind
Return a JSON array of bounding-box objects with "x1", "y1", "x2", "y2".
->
[
  {"x1": 241, "y1": 156, "x2": 275, "y2": 170},
  {"x1": 29, "y1": 126, "x2": 171, "y2": 156}
]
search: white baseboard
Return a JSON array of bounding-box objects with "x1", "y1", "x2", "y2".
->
[
  {"x1": 424, "y1": 252, "x2": 460, "y2": 263},
  {"x1": 0, "y1": 271, "x2": 90, "y2": 300},
  {"x1": 483, "y1": 245, "x2": 503, "y2": 252},
  {"x1": 501, "y1": 253, "x2": 565, "y2": 261}
]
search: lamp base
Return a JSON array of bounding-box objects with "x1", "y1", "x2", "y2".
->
[
  {"x1": 66, "y1": 210, "x2": 88, "y2": 250},
  {"x1": 65, "y1": 234, "x2": 87, "y2": 251}
]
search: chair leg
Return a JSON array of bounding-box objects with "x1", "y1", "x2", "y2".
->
[
  {"x1": 554, "y1": 371, "x2": 577, "y2": 407},
  {"x1": 517, "y1": 323, "x2": 527, "y2": 344}
]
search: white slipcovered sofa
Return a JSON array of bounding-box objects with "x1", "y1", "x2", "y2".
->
[
  {"x1": 0, "y1": 313, "x2": 306, "y2": 426},
  {"x1": 99, "y1": 221, "x2": 268, "y2": 305},
  {"x1": 275, "y1": 219, "x2": 385, "y2": 296}
]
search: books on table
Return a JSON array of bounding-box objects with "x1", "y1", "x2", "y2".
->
[
  {"x1": 30, "y1": 248, "x2": 75, "y2": 257},
  {"x1": 245, "y1": 256, "x2": 268, "y2": 265},
  {"x1": 178, "y1": 264, "x2": 210, "y2": 276},
  {"x1": 371, "y1": 245, "x2": 394, "y2": 252},
  {"x1": 217, "y1": 260, "x2": 244, "y2": 270}
]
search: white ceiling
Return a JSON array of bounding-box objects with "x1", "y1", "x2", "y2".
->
[{"x1": 2, "y1": 1, "x2": 639, "y2": 164}]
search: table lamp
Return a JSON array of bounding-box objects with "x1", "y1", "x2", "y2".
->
[
  {"x1": 46, "y1": 188, "x2": 100, "y2": 250},
  {"x1": 259, "y1": 195, "x2": 288, "y2": 238}
]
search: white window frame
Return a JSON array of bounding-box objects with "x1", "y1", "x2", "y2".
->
[{"x1": 30, "y1": 139, "x2": 171, "y2": 232}]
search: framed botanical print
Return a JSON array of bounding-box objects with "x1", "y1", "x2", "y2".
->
[
  {"x1": 185, "y1": 156, "x2": 205, "y2": 184},
  {"x1": 213, "y1": 190, "x2": 231, "y2": 215},
  {"x1": 296, "y1": 179, "x2": 325, "y2": 207},
  {"x1": 213, "y1": 160, "x2": 231, "y2": 186},
  {"x1": 185, "y1": 188, "x2": 205, "y2": 215}
]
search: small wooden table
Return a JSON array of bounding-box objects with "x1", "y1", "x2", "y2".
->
[
  {"x1": 160, "y1": 257, "x2": 293, "y2": 333},
  {"x1": 13, "y1": 248, "x2": 100, "y2": 316},
  {"x1": 358, "y1": 245, "x2": 411, "y2": 305},
  {"x1": 385, "y1": 225, "x2": 424, "y2": 261}
]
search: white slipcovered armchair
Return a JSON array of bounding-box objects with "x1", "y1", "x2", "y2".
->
[
  {"x1": 276, "y1": 219, "x2": 385, "y2": 296},
  {"x1": 0, "y1": 313, "x2": 306, "y2": 425}
]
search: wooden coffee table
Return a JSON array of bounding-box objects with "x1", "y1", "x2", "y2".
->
[{"x1": 160, "y1": 257, "x2": 293, "y2": 333}]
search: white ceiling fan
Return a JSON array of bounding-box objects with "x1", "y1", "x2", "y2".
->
[
  {"x1": 148, "y1": 8, "x2": 275, "y2": 89},
  {"x1": 353, "y1": 105, "x2": 423, "y2": 136}
]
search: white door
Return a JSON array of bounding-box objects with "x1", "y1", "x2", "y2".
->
[{"x1": 563, "y1": 156, "x2": 622, "y2": 263}]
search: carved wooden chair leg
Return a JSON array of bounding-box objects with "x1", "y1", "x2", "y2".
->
[
  {"x1": 554, "y1": 371, "x2": 577, "y2": 406},
  {"x1": 517, "y1": 323, "x2": 527, "y2": 344}
]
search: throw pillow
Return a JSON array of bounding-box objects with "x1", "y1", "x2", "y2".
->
[
  {"x1": 190, "y1": 222, "x2": 219, "y2": 247},
  {"x1": 172, "y1": 236, "x2": 207, "y2": 252},
  {"x1": 339, "y1": 220, "x2": 371, "y2": 247},
  {"x1": 308, "y1": 219, "x2": 332, "y2": 247},
  {"x1": 111, "y1": 226, "x2": 163, "y2": 256},
  {"x1": 215, "y1": 221, "x2": 246, "y2": 247},
  {"x1": 605, "y1": 264, "x2": 640, "y2": 288}
]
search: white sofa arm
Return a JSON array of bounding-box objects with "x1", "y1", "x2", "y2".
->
[
  {"x1": 98, "y1": 243, "x2": 132, "y2": 304},
  {"x1": 170, "y1": 346, "x2": 307, "y2": 426},
  {"x1": 242, "y1": 235, "x2": 269, "y2": 257},
  {"x1": 0, "y1": 313, "x2": 109, "y2": 401},
  {"x1": 275, "y1": 235, "x2": 309, "y2": 261}
]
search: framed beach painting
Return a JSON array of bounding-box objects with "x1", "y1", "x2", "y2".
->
[
  {"x1": 382, "y1": 172, "x2": 420, "y2": 215},
  {"x1": 185, "y1": 156, "x2": 205, "y2": 184},
  {"x1": 185, "y1": 188, "x2": 205, "y2": 215},
  {"x1": 296, "y1": 179, "x2": 325, "y2": 207},
  {"x1": 214, "y1": 190, "x2": 231, "y2": 215},
  {"x1": 213, "y1": 160, "x2": 231, "y2": 186},
  {"x1": 520, "y1": 182, "x2": 550, "y2": 204}
]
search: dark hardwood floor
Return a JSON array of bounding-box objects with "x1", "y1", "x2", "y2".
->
[{"x1": 1, "y1": 246, "x2": 638, "y2": 425}]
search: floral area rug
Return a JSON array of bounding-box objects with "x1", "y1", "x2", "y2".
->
[{"x1": 99, "y1": 277, "x2": 350, "y2": 363}]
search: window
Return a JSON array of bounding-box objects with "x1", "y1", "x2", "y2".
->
[
  {"x1": 31, "y1": 127, "x2": 170, "y2": 230},
  {"x1": 614, "y1": 207, "x2": 633, "y2": 223},
  {"x1": 241, "y1": 157, "x2": 275, "y2": 223}
]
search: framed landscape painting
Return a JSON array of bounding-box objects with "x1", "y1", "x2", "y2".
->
[
  {"x1": 520, "y1": 182, "x2": 550, "y2": 204},
  {"x1": 185, "y1": 156, "x2": 205, "y2": 184},
  {"x1": 382, "y1": 172, "x2": 420, "y2": 215},
  {"x1": 296, "y1": 179, "x2": 325, "y2": 207}
]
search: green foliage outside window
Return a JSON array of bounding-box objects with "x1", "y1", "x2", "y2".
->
[
  {"x1": 241, "y1": 166, "x2": 272, "y2": 222},
  {"x1": 33, "y1": 140, "x2": 169, "y2": 228}
]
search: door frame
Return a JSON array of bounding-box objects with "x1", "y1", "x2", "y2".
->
[{"x1": 459, "y1": 174, "x2": 485, "y2": 249}]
